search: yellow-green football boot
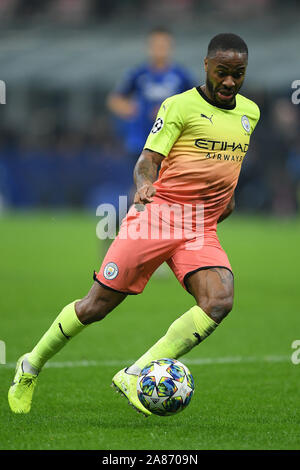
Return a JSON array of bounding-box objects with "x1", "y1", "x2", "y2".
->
[
  {"x1": 111, "y1": 368, "x2": 152, "y2": 417},
  {"x1": 8, "y1": 354, "x2": 39, "y2": 414}
]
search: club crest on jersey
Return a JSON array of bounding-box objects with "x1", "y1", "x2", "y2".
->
[
  {"x1": 241, "y1": 115, "x2": 251, "y2": 132},
  {"x1": 103, "y1": 262, "x2": 119, "y2": 280},
  {"x1": 151, "y1": 117, "x2": 164, "y2": 134}
]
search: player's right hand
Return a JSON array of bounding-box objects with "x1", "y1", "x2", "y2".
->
[{"x1": 134, "y1": 183, "x2": 156, "y2": 208}]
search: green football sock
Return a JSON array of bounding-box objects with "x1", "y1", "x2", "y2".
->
[
  {"x1": 27, "y1": 300, "x2": 85, "y2": 370},
  {"x1": 130, "y1": 306, "x2": 217, "y2": 373}
]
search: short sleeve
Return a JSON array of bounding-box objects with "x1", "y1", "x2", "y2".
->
[{"x1": 143, "y1": 97, "x2": 184, "y2": 157}]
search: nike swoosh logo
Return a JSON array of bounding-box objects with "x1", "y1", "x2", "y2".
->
[{"x1": 58, "y1": 323, "x2": 70, "y2": 339}]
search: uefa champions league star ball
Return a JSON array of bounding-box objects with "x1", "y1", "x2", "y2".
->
[{"x1": 137, "y1": 358, "x2": 195, "y2": 416}]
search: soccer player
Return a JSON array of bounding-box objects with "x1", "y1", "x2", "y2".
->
[
  {"x1": 107, "y1": 27, "x2": 195, "y2": 159},
  {"x1": 106, "y1": 27, "x2": 194, "y2": 271},
  {"x1": 8, "y1": 33, "x2": 260, "y2": 417}
]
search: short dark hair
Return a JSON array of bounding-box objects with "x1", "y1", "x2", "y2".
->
[{"x1": 207, "y1": 33, "x2": 248, "y2": 57}]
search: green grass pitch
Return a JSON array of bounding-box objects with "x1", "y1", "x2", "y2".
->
[{"x1": 0, "y1": 211, "x2": 299, "y2": 450}]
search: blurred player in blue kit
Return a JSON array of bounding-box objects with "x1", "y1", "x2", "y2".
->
[{"x1": 107, "y1": 27, "x2": 195, "y2": 161}]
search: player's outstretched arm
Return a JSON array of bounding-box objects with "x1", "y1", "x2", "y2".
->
[
  {"x1": 133, "y1": 149, "x2": 164, "y2": 205},
  {"x1": 217, "y1": 193, "x2": 235, "y2": 223}
]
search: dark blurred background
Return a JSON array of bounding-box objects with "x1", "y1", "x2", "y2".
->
[{"x1": 0, "y1": 0, "x2": 299, "y2": 216}]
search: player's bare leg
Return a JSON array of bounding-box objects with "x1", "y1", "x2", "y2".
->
[
  {"x1": 8, "y1": 282, "x2": 126, "y2": 413},
  {"x1": 185, "y1": 267, "x2": 234, "y2": 325},
  {"x1": 75, "y1": 282, "x2": 127, "y2": 324}
]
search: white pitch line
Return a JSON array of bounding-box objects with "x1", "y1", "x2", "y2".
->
[{"x1": 1, "y1": 355, "x2": 290, "y2": 370}]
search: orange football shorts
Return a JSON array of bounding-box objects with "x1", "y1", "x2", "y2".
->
[{"x1": 95, "y1": 199, "x2": 232, "y2": 295}]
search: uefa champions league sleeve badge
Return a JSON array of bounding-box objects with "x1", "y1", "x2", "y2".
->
[{"x1": 151, "y1": 117, "x2": 164, "y2": 134}]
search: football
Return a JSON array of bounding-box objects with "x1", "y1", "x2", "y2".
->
[{"x1": 137, "y1": 358, "x2": 194, "y2": 416}]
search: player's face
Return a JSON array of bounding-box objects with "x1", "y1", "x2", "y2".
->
[
  {"x1": 204, "y1": 50, "x2": 248, "y2": 106},
  {"x1": 148, "y1": 33, "x2": 173, "y2": 66}
]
